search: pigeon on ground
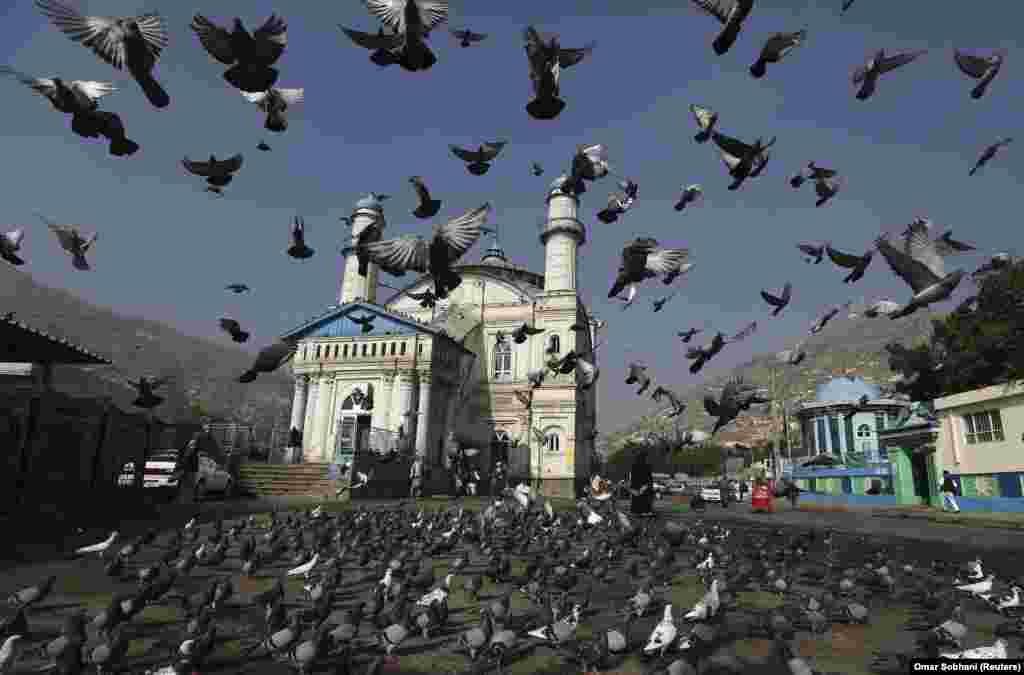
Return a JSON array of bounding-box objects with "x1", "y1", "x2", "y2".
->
[
  {"x1": 225, "y1": 283, "x2": 249, "y2": 293},
  {"x1": 608, "y1": 238, "x2": 690, "y2": 299},
  {"x1": 750, "y1": 29, "x2": 806, "y2": 78},
  {"x1": 969, "y1": 138, "x2": 1012, "y2": 176},
  {"x1": 34, "y1": 0, "x2": 169, "y2": 108},
  {"x1": 531, "y1": 162, "x2": 544, "y2": 176},
  {"x1": 191, "y1": 14, "x2": 287, "y2": 93},
  {"x1": 241, "y1": 87, "x2": 303, "y2": 133},
  {"x1": 131, "y1": 377, "x2": 166, "y2": 409},
  {"x1": 361, "y1": 0, "x2": 450, "y2": 72},
  {"x1": 954, "y1": 49, "x2": 1005, "y2": 99},
  {"x1": 713, "y1": 132, "x2": 775, "y2": 190},
  {"x1": 826, "y1": 244, "x2": 873, "y2": 283},
  {"x1": 678, "y1": 328, "x2": 702, "y2": 343},
  {"x1": 0, "y1": 230, "x2": 25, "y2": 266},
  {"x1": 875, "y1": 221, "x2": 965, "y2": 319},
  {"x1": 761, "y1": 282, "x2": 792, "y2": 316},
  {"x1": 524, "y1": 25, "x2": 595, "y2": 120},
  {"x1": 690, "y1": 104, "x2": 718, "y2": 143},
  {"x1": 652, "y1": 386, "x2": 687, "y2": 418},
  {"x1": 358, "y1": 203, "x2": 492, "y2": 299},
  {"x1": 674, "y1": 184, "x2": 704, "y2": 211},
  {"x1": 338, "y1": 25, "x2": 404, "y2": 67},
  {"x1": 853, "y1": 48, "x2": 927, "y2": 100},
  {"x1": 287, "y1": 217, "x2": 314, "y2": 259},
  {"x1": 256, "y1": 140, "x2": 270, "y2": 151},
  {"x1": 0, "y1": 67, "x2": 138, "y2": 156},
  {"x1": 219, "y1": 318, "x2": 250, "y2": 343},
  {"x1": 182, "y1": 154, "x2": 243, "y2": 187},
  {"x1": 625, "y1": 363, "x2": 651, "y2": 396},
  {"x1": 797, "y1": 241, "x2": 825, "y2": 264},
  {"x1": 410, "y1": 176, "x2": 442, "y2": 219},
  {"x1": 450, "y1": 141, "x2": 507, "y2": 175},
  {"x1": 691, "y1": 0, "x2": 755, "y2": 55},
  {"x1": 37, "y1": 213, "x2": 96, "y2": 271},
  {"x1": 566, "y1": 144, "x2": 611, "y2": 195},
  {"x1": 238, "y1": 341, "x2": 296, "y2": 383},
  {"x1": 451, "y1": 28, "x2": 486, "y2": 47}
]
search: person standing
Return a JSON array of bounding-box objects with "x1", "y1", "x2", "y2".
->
[
  {"x1": 629, "y1": 450, "x2": 655, "y2": 516},
  {"x1": 786, "y1": 480, "x2": 800, "y2": 509},
  {"x1": 940, "y1": 470, "x2": 961, "y2": 513},
  {"x1": 175, "y1": 438, "x2": 200, "y2": 504},
  {"x1": 492, "y1": 460, "x2": 507, "y2": 496}
]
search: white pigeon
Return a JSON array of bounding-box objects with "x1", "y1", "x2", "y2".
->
[
  {"x1": 37, "y1": 213, "x2": 97, "y2": 271},
  {"x1": 940, "y1": 639, "x2": 1008, "y2": 660},
  {"x1": 955, "y1": 574, "x2": 994, "y2": 596},
  {"x1": 614, "y1": 284, "x2": 637, "y2": 311},
  {"x1": 0, "y1": 635, "x2": 23, "y2": 672},
  {"x1": 417, "y1": 574, "x2": 454, "y2": 606},
  {"x1": 995, "y1": 586, "x2": 1022, "y2": 612},
  {"x1": 184, "y1": 517, "x2": 196, "y2": 530},
  {"x1": 684, "y1": 579, "x2": 721, "y2": 621},
  {"x1": 643, "y1": 605, "x2": 678, "y2": 656},
  {"x1": 0, "y1": 230, "x2": 26, "y2": 266},
  {"x1": 696, "y1": 553, "x2": 715, "y2": 571},
  {"x1": 240, "y1": 87, "x2": 304, "y2": 132},
  {"x1": 527, "y1": 605, "x2": 580, "y2": 643},
  {"x1": 863, "y1": 300, "x2": 902, "y2": 318},
  {"x1": 75, "y1": 531, "x2": 118, "y2": 556},
  {"x1": 287, "y1": 552, "x2": 319, "y2": 579}
]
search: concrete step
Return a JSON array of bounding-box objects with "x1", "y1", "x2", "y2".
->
[{"x1": 237, "y1": 462, "x2": 339, "y2": 498}]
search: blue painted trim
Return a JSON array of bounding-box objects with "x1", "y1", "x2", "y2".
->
[
  {"x1": 799, "y1": 493, "x2": 898, "y2": 506},
  {"x1": 281, "y1": 302, "x2": 451, "y2": 342},
  {"x1": 953, "y1": 497, "x2": 1024, "y2": 513},
  {"x1": 786, "y1": 466, "x2": 893, "y2": 479}
]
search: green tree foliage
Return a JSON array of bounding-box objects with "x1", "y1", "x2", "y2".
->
[
  {"x1": 604, "y1": 442, "x2": 729, "y2": 479},
  {"x1": 886, "y1": 260, "x2": 1024, "y2": 401}
]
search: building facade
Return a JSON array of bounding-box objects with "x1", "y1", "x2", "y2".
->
[
  {"x1": 796, "y1": 377, "x2": 909, "y2": 462},
  {"x1": 282, "y1": 181, "x2": 600, "y2": 497}
]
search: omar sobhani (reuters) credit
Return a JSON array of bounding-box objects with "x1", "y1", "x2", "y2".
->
[{"x1": 910, "y1": 660, "x2": 1024, "y2": 673}]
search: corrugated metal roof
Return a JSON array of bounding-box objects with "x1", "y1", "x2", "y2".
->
[{"x1": 0, "y1": 315, "x2": 111, "y2": 365}]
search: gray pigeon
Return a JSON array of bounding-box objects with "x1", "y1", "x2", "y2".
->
[
  {"x1": 853, "y1": 48, "x2": 927, "y2": 100},
  {"x1": 825, "y1": 244, "x2": 873, "y2": 283},
  {"x1": 37, "y1": 213, "x2": 96, "y2": 271},
  {"x1": 531, "y1": 162, "x2": 544, "y2": 176},
  {"x1": 567, "y1": 143, "x2": 611, "y2": 195},
  {"x1": 240, "y1": 87, "x2": 303, "y2": 133},
  {"x1": 451, "y1": 141, "x2": 507, "y2": 175},
  {"x1": 182, "y1": 154, "x2": 243, "y2": 187},
  {"x1": 35, "y1": 0, "x2": 170, "y2": 108},
  {"x1": 608, "y1": 238, "x2": 690, "y2": 298},
  {"x1": 219, "y1": 318, "x2": 250, "y2": 343},
  {"x1": 238, "y1": 341, "x2": 296, "y2": 382},
  {"x1": 362, "y1": 0, "x2": 449, "y2": 72},
  {"x1": 713, "y1": 132, "x2": 775, "y2": 190},
  {"x1": 338, "y1": 25, "x2": 404, "y2": 67},
  {"x1": 809, "y1": 303, "x2": 848, "y2": 334},
  {"x1": 863, "y1": 300, "x2": 902, "y2": 318},
  {"x1": 190, "y1": 14, "x2": 288, "y2": 93},
  {"x1": 625, "y1": 363, "x2": 651, "y2": 396},
  {"x1": 690, "y1": 105, "x2": 718, "y2": 143},
  {"x1": 750, "y1": 29, "x2": 806, "y2": 78},
  {"x1": 969, "y1": 138, "x2": 1012, "y2": 176},
  {"x1": 841, "y1": 0, "x2": 857, "y2": 14},
  {"x1": 674, "y1": 184, "x2": 703, "y2": 211},
  {"x1": 954, "y1": 49, "x2": 1005, "y2": 99},
  {"x1": 0, "y1": 230, "x2": 26, "y2": 266},
  {"x1": 652, "y1": 386, "x2": 686, "y2": 418},
  {"x1": 410, "y1": 176, "x2": 442, "y2": 219},
  {"x1": 678, "y1": 328, "x2": 701, "y2": 343},
  {"x1": 789, "y1": 161, "x2": 837, "y2": 189},
  {"x1": 760, "y1": 282, "x2": 792, "y2": 316},
  {"x1": 287, "y1": 217, "x2": 314, "y2": 259},
  {"x1": 875, "y1": 221, "x2": 965, "y2": 319},
  {"x1": 777, "y1": 339, "x2": 807, "y2": 366},
  {"x1": 524, "y1": 25, "x2": 595, "y2": 120},
  {"x1": 814, "y1": 175, "x2": 842, "y2": 207},
  {"x1": 451, "y1": 28, "x2": 487, "y2": 47},
  {"x1": 797, "y1": 242, "x2": 824, "y2": 264},
  {"x1": 690, "y1": 0, "x2": 755, "y2": 56}
]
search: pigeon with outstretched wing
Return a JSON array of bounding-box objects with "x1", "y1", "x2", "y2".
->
[
  {"x1": 182, "y1": 154, "x2": 243, "y2": 187},
  {"x1": 954, "y1": 49, "x2": 1005, "y2": 99},
  {"x1": 524, "y1": 25, "x2": 595, "y2": 120},
  {"x1": 514, "y1": 390, "x2": 532, "y2": 409},
  {"x1": 651, "y1": 386, "x2": 686, "y2": 418},
  {"x1": 361, "y1": 0, "x2": 449, "y2": 72},
  {"x1": 625, "y1": 363, "x2": 651, "y2": 396},
  {"x1": 451, "y1": 28, "x2": 486, "y2": 47},
  {"x1": 409, "y1": 176, "x2": 442, "y2": 219},
  {"x1": 38, "y1": 213, "x2": 96, "y2": 271},
  {"x1": 690, "y1": 0, "x2": 755, "y2": 56},
  {"x1": 760, "y1": 282, "x2": 792, "y2": 316},
  {"x1": 728, "y1": 321, "x2": 757, "y2": 343},
  {"x1": 797, "y1": 242, "x2": 824, "y2": 264},
  {"x1": 238, "y1": 341, "x2": 296, "y2": 383},
  {"x1": 750, "y1": 29, "x2": 806, "y2": 78},
  {"x1": 825, "y1": 244, "x2": 873, "y2": 283},
  {"x1": 349, "y1": 313, "x2": 377, "y2": 334},
  {"x1": 240, "y1": 87, "x2": 303, "y2": 133},
  {"x1": 969, "y1": 138, "x2": 1012, "y2": 176},
  {"x1": 219, "y1": 318, "x2": 250, "y2": 343},
  {"x1": 0, "y1": 230, "x2": 25, "y2": 266},
  {"x1": 190, "y1": 13, "x2": 287, "y2": 93},
  {"x1": 608, "y1": 238, "x2": 690, "y2": 298},
  {"x1": 450, "y1": 142, "x2": 507, "y2": 175},
  {"x1": 689, "y1": 104, "x2": 718, "y2": 143},
  {"x1": 852, "y1": 48, "x2": 927, "y2": 100},
  {"x1": 875, "y1": 223, "x2": 965, "y2": 318}
]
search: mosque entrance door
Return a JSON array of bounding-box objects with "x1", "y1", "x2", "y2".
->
[{"x1": 910, "y1": 452, "x2": 932, "y2": 503}]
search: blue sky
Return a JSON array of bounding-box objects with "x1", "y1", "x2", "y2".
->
[{"x1": 1, "y1": 0, "x2": 1020, "y2": 433}]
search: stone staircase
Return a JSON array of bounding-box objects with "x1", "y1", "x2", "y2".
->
[{"x1": 237, "y1": 462, "x2": 341, "y2": 498}]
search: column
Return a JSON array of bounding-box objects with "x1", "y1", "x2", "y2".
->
[
  {"x1": 445, "y1": 383, "x2": 460, "y2": 436},
  {"x1": 315, "y1": 375, "x2": 337, "y2": 461},
  {"x1": 396, "y1": 373, "x2": 415, "y2": 441},
  {"x1": 415, "y1": 374, "x2": 433, "y2": 461},
  {"x1": 376, "y1": 374, "x2": 396, "y2": 432},
  {"x1": 289, "y1": 375, "x2": 309, "y2": 432},
  {"x1": 302, "y1": 376, "x2": 320, "y2": 461}
]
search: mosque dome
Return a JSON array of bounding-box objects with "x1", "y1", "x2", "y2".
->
[{"x1": 814, "y1": 377, "x2": 880, "y2": 403}]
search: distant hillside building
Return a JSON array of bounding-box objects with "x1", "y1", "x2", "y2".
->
[{"x1": 281, "y1": 184, "x2": 600, "y2": 497}]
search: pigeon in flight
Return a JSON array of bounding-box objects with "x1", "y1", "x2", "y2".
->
[
  {"x1": 789, "y1": 161, "x2": 837, "y2": 188},
  {"x1": 674, "y1": 185, "x2": 704, "y2": 211},
  {"x1": 0, "y1": 67, "x2": 139, "y2": 156},
  {"x1": 0, "y1": 230, "x2": 25, "y2": 266},
  {"x1": 225, "y1": 284, "x2": 249, "y2": 293},
  {"x1": 690, "y1": 104, "x2": 719, "y2": 143},
  {"x1": 531, "y1": 162, "x2": 544, "y2": 176},
  {"x1": 256, "y1": 140, "x2": 271, "y2": 151},
  {"x1": 450, "y1": 141, "x2": 507, "y2": 175},
  {"x1": 972, "y1": 252, "x2": 1015, "y2": 283},
  {"x1": 690, "y1": 0, "x2": 755, "y2": 56},
  {"x1": 705, "y1": 377, "x2": 761, "y2": 435},
  {"x1": 597, "y1": 179, "x2": 637, "y2": 223},
  {"x1": 352, "y1": 206, "x2": 386, "y2": 276},
  {"x1": 953, "y1": 49, "x2": 1005, "y2": 99},
  {"x1": 652, "y1": 293, "x2": 676, "y2": 312},
  {"x1": 841, "y1": 0, "x2": 857, "y2": 13},
  {"x1": 409, "y1": 176, "x2": 442, "y2": 219},
  {"x1": 863, "y1": 300, "x2": 902, "y2": 318},
  {"x1": 34, "y1": 0, "x2": 170, "y2": 108},
  {"x1": 875, "y1": 222, "x2": 965, "y2": 319},
  {"x1": 131, "y1": 377, "x2": 166, "y2": 409},
  {"x1": 776, "y1": 339, "x2": 807, "y2": 366},
  {"x1": 361, "y1": 0, "x2": 449, "y2": 72},
  {"x1": 750, "y1": 30, "x2": 806, "y2": 78},
  {"x1": 678, "y1": 328, "x2": 701, "y2": 343},
  {"x1": 349, "y1": 313, "x2": 376, "y2": 334},
  {"x1": 686, "y1": 332, "x2": 726, "y2": 374},
  {"x1": 514, "y1": 390, "x2": 532, "y2": 410},
  {"x1": 797, "y1": 242, "x2": 825, "y2": 264},
  {"x1": 814, "y1": 175, "x2": 842, "y2": 207},
  {"x1": 451, "y1": 28, "x2": 487, "y2": 47},
  {"x1": 37, "y1": 213, "x2": 96, "y2": 271},
  {"x1": 664, "y1": 262, "x2": 695, "y2": 286},
  {"x1": 182, "y1": 154, "x2": 243, "y2": 188},
  {"x1": 574, "y1": 356, "x2": 599, "y2": 391},
  {"x1": 760, "y1": 282, "x2": 792, "y2": 316},
  {"x1": 190, "y1": 14, "x2": 288, "y2": 93},
  {"x1": 338, "y1": 26, "x2": 404, "y2": 68},
  {"x1": 566, "y1": 144, "x2": 611, "y2": 196},
  {"x1": 969, "y1": 138, "x2": 1012, "y2": 176},
  {"x1": 625, "y1": 363, "x2": 651, "y2": 396},
  {"x1": 933, "y1": 230, "x2": 976, "y2": 256},
  {"x1": 241, "y1": 87, "x2": 303, "y2": 133},
  {"x1": 238, "y1": 341, "x2": 296, "y2": 383},
  {"x1": 287, "y1": 217, "x2": 314, "y2": 259},
  {"x1": 406, "y1": 288, "x2": 437, "y2": 309},
  {"x1": 524, "y1": 25, "x2": 595, "y2": 120},
  {"x1": 219, "y1": 318, "x2": 250, "y2": 343},
  {"x1": 608, "y1": 238, "x2": 690, "y2": 299},
  {"x1": 357, "y1": 203, "x2": 492, "y2": 300},
  {"x1": 652, "y1": 386, "x2": 687, "y2": 418},
  {"x1": 852, "y1": 48, "x2": 927, "y2": 100},
  {"x1": 511, "y1": 322, "x2": 544, "y2": 344},
  {"x1": 612, "y1": 284, "x2": 637, "y2": 311},
  {"x1": 809, "y1": 303, "x2": 848, "y2": 334},
  {"x1": 713, "y1": 132, "x2": 775, "y2": 190},
  {"x1": 206, "y1": 186, "x2": 224, "y2": 197},
  {"x1": 825, "y1": 244, "x2": 873, "y2": 283}
]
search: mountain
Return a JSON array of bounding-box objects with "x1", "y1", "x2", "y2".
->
[
  {"x1": 602, "y1": 308, "x2": 938, "y2": 455},
  {"x1": 0, "y1": 265, "x2": 292, "y2": 427}
]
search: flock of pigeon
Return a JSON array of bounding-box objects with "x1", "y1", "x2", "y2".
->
[{"x1": 1, "y1": 493, "x2": 1023, "y2": 674}]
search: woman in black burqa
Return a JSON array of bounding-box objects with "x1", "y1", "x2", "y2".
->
[{"x1": 629, "y1": 449, "x2": 655, "y2": 516}]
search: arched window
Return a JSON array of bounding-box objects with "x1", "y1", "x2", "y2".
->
[
  {"x1": 545, "y1": 430, "x2": 560, "y2": 453},
  {"x1": 390, "y1": 342, "x2": 396, "y2": 356},
  {"x1": 315, "y1": 344, "x2": 321, "y2": 359},
  {"x1": 400, "y1": 342, "x2": 407, "y2": 355},
  {"x1": 493, "y1": 339, "x2": 512, "y2": 381},
  {"x1": 361, "y1": 344, "x2": 367, "y2": 357},
  {"x1": 547, "y1": 334, "x2": 561, "y2": 355},
  {"x1": 857, "y1": 424, "x2": 872, "y2": 438},
  {"x1": 343, "y1": 344, "x2": 349, "y2": 358},
  {"x1": 333, "y1": 344, "x2": 339, "y2": 359},
  {"x1": 371, "y1": 343, "x2": 377, "y2": 357}
]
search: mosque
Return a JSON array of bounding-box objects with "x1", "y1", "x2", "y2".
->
[{"x1": 278, "y1": 176, "x2": 601, "y2": 498}]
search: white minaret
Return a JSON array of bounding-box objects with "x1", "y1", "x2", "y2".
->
[
  {"x1": 540, "y1": 175, "x2": 586, "y2": 292},
  {"x1": 339, "y1": 194, "x2": 387, "y2": 304}
]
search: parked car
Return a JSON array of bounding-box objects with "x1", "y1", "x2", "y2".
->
[
  {"x1": 701, "y1": 486, "x2": 722, "y2": 502},
  {"x1": 118, "y1": 451, "x2": 235, "y2": 497}
]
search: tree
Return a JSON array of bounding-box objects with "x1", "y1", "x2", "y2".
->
[{"x1": 886, "y1": 260, "x2": 1024, "y2": 401}]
